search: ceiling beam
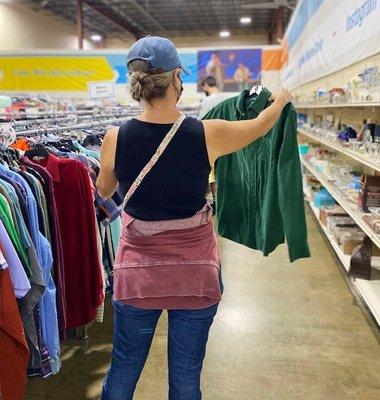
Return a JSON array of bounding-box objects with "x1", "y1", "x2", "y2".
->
[
  {"x1": 127, "y1": 0, "x2": 169, "y2": 35},
  {"x1": 268, "y1": 6, "x2": 284, "y2": 44},
  {"x1": 77, "y1": 0, "x2": 84, "y2": 50},
  {"x1": 83, "y1": 0, "x2": 143, "y2": 39},
  {"x1": 276, "y1": 6, "x2": 285, "y2": 42}
]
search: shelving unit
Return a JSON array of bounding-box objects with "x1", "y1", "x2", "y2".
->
[
  {"x1": 306, "y1": 198, "x2": 380, "y2": 326},
  {"x1": 307, "y1": 201, "x2": 351, "y2": 271},
  {"x1": 355, "y1": 278, "x2": 380, "y2": 325},
  {"x1": 298, "y1": 128, "x2": 380, "y2": 172},
  {"x1": 302, "y1": 158, "x2": 380, "y2": 326},
  {"x1": 301, "y1": 158, "x2": 380, "y2": 249},
  {"x1": 296, "y1": 102, "x2": 380, "y2": 109},
  {"x1": 293, "y1": 47, "x2": 380, "y2": 329}
]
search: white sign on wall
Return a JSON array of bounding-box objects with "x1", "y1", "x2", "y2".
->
[
  {"x1": 88, "y1": 80, "x2": 115, "y2": 99},
  {"x1": 282, "y1": 0, "x2": 380, "y2": 89}
]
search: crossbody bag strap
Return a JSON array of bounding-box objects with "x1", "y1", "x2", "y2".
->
[{"x1": 120, "y1": 113, "x2": 186, "y2": 211}]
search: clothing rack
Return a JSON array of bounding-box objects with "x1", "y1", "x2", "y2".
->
[
  {"x1": 15, "y1": 117, "x2": 129, "y2": 137},
  {"x1": 10, "y1": 112, "x2": 130, "y2": 128},
  {"x1": 11, "y1": 115, "x2": 77, "y2": 127},
  {"x1": 0, "y1": 107, "x2": 141, "y2": 121}
]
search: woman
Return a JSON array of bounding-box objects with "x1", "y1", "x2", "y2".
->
[{"x1": 97, "y1": 36, "x2": 291, "y2": 400}]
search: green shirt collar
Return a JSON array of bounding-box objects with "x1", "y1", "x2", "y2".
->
[{"x1": 236, "y1": 87, "x2": 272, "y2": 117}]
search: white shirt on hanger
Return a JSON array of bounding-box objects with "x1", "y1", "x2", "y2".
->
[{"x1": 199, "y1": 93, "x2": 233, "y2": 119}]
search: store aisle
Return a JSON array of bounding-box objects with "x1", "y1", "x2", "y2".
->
[{"x1": 25, "y1": 208, "x2": 380, "y2": 400}]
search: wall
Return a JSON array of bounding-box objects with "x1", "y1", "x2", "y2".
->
[
  {"x1": 0, "y1": 0, "x2": 275, "y2": 104},
  {"x1": 0, "y1": 0, "x2": 268, "y2": 51},
  {"x1": 0, "y1": 47, "x2": 281, "y2": 104},
  {"x1": 173, "y1": 34, "x2": 269, "y2": 47},
  {"x1": 106, "y1": 34, "x2": 269, "y2": 49},
  {"x1": 0, "y1": 0, "x2": 94, "y2": 50},
  {"x1": 281, "y1": 0, "x2": 380, "y2": 90}
]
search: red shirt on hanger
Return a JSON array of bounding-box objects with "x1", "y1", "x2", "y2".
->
[{"x1": 26, "y1": 153, "x2": 104, "y2": 329}]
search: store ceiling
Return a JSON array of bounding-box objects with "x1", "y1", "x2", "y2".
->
[{"x1": 23, "y1": 0, "x2": 298, "y2": 41}]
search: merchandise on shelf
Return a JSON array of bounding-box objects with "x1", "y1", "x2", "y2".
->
[
  {"x1": 319, "y1": 205, "x2": 347, "y2": 226},
  {"x1": 359, "y1": 175, "x2": 380, "y2": 212},
  {"x1": 363, "y1": 214, "x2": 380, "y2": 234},
  {"x1": 326, "y1": 216, "x2": 355, "y2": 236},
  {"x1": 301, "y1": 143, "x2": 380, "y2": 262},
  {"x1": 298, "y1": 143, "x2": 309, "y2": 155},
  {"x1": 313, "y1": 188, "x2": 335, "y2": 208},
  {"x1": 299, "y1": 118, "x2": 380, "y2": 168},
  {"x1": 295, "y1": 65, "x2": 380, "y2": 106},
  {"x1": 337, "y1": 126, "x2": 357, "y2": 142}
]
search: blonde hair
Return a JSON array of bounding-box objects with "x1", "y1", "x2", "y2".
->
[{"x1": 128, "y1": 60, "x2": 175, "y2": 102}]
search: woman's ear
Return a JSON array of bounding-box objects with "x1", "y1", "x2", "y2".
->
[{"x1": 174, "y1": 69, "x2": 180, "y2": 82}]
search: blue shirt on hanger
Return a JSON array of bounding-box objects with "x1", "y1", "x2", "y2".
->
[{"x1": 0, "y1": 163, "x2": 60, "y2": 374}]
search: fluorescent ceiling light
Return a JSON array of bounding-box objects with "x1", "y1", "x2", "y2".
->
[
  {"x1": 91, "y1": 34, "x2": 102, "y2": 42},
  {"x1": 219, "y1": 30, "x2": 230, "y2": 38},
  {"x1": 240, "y1": 16, "x2": 252, "y2": 24}
]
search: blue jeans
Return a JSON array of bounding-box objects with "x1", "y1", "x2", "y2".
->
[{"x1": 101, "y1": 301, "x2": 218, "y2": 400}]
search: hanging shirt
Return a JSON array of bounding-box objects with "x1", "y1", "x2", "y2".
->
[
  {"x1": 0, "y1": 192, "x2": 29, "y2": 272},
  {"x1": 26, "y1": 154, "x2": 104, "y2": 329},
  {"x1": 0, "y1": 164, "x2": 48, "y2": 264},
  {"x1": 20, "y1": 157, "x2": 66, "y2": 340},
  {"x1": 199, "y1": 92, "x2": 233, "y2": 119},
  {"x1": 0, "y1": 164, "x2": 59, "y2": 372},
  {"x1": 0, "y1": 267, "x2": 29, "y2": 400},
  {"x1": 0, "y1": 180, "x2": 31, "y2": 253},
  {"x1": 202, "y1": 88, "x2": 310, "y2": 262},
  {"x1": 0, "y1": 219, "x2": 30, "y2": 298}
]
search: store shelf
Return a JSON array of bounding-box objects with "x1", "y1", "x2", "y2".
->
[
  {"x1": 296, "y1": 102, "x2": 380, "y2": 109},
  {"x1": 355, "y1": 277, "x2": 380, "y2": 326},
  {"x1": 306, "y1": 194, "x2": 380, "y2": 326},
  {"x1": 301, "y1": 158, "x2": 380, "y2": 249},
  {"x1": 307, "y1": 201, "x2": 351, "y2": 271},
  {"x1": 298, "y1": 128, "x2": 380, "y2": 172}
]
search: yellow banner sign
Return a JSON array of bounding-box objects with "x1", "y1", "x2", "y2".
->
[{"x1": 0, "y1": 56, "x2": 114, "y2": 91}]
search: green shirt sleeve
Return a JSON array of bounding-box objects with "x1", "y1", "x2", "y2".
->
[
  {"x1": 0, "y1": 193, "x2": 31, "y2": 275},
  {"x1": 277, "y1": 107, "x2": 310, "y2": 262}
]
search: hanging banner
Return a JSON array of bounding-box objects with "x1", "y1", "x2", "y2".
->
[
  {"x1": 0, "y1": 48, "x2": 280, "y2": 93},
  {"x1": 0, "y1": 56, "x2": 115, "y2": 91},
  {"x1": 197, "y1": 48, "x2": 281, "y2": 92},
  {"x1": 282, "y1": 0, "x2": 380, "y2": 89},
  {"x1": 0, "y1": 52, "x2": 198, "y2": 92}
]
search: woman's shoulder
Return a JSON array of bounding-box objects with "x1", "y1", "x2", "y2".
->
[
  {"x1": 182, "y1": 116, "x2": 203, "y2": 129},
  {"x1": 180, "y1": 116, "x2": 205, "y2": 136},
  {"x1": 119, "y1": 118, "x2": 138, "y2": 131}
]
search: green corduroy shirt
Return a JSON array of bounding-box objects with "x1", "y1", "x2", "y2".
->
[{"x1": 203, "y1": 87, "x2": 310, "y2": 262}]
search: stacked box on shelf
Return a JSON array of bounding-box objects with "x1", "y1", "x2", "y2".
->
[
  {"x1": 313, "y1": 189, "x2": 335, "y2": 208},
  {"x1": 319, "y1": 210, "x2": 365, "y2": 255}
]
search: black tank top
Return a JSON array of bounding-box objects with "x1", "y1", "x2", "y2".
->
[{"x1": 114, "y1": 116, "x2": 211, "y2": 221}]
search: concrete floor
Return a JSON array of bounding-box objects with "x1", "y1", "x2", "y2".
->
[{"x1": 26, "y1": 208, "x2": 380, "y2": 400}]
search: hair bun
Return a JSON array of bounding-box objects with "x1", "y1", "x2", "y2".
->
[
  {"x1": 128, "y1": 59, "x2": 175, "y2": 102},
  {"x1": 130, "y1": 71, "x2": 155, "y2": 101}
]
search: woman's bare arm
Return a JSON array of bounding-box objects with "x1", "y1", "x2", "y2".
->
[{"x1": 97, "y1": 127, "x2": 119, "y2": 198}]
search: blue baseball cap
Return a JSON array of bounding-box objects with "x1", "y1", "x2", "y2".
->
[{"x1": 126, "y1": 36, "x2": 191, "y2": 75}]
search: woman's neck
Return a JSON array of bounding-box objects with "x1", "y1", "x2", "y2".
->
[{"x1": 138, "y1": 98, "x2": 181, "y2": 124}]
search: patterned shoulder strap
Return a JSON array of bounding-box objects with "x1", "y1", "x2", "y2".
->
[{"x1": 120, "y1": 113, "x2": 186, "y2": 211}]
